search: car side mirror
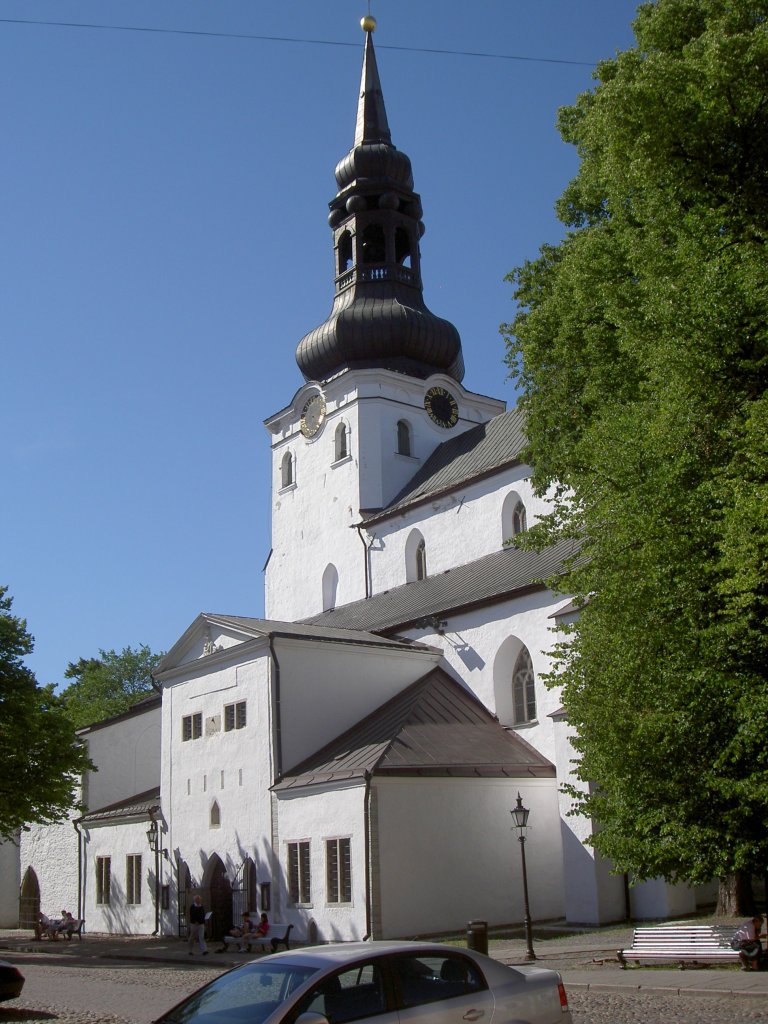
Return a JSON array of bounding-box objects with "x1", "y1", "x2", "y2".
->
[{"x1": 296, "y1": 1013, "x2": 330, "y2": 1024}]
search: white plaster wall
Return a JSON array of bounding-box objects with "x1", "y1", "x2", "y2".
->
[
  {"x1": 551, "y1": 716, "x2": 626, "y2": 925},
  {"x1": 0, "y1": 839, "x2": 20, "y2": 926},
  {"x1": 19, "y1": 816, "x2": 80, "y2": 921},
  {"x1": 84, "y1": 705, "x2": 161, "y2": 812},
  {"x1": 264, "y1": 370, "x2": 503, "y2": 623},
  {"x1": 275, "y1": 783, "x2": 368, "y2": 942},
  {"x1": 375, "y1": 777, "x2": 563, "y2": 938},
  {"x1": 161, "y1": 650, "x2": 276, "y2": 934},
  {"x1": 82, "y1": 819, "x2": 159, "y2": 934},
  {"x1": 398, "y1": 591, "x2": 565, "y2": 765},
  {"x1": 630, "y1": 879, "x2": 697, "y2": 920},
  {"x1": 368, "y1": 466, "x2": 550, "y2": 595},
  {"x1": 276, "y1": 639, "x2": 440, "y2": 773}
]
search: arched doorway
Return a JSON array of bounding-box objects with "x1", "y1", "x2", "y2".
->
[
  {"x1": 19, "y1": 867, "x2": 40, "y2": 929},
  {"x1": 206, "y1": 855, "x2": 232, "y2": 941}
]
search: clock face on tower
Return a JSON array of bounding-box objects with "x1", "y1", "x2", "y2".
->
[
  {"x1": 424, "y1": 386, "x2": 459, "y2": 428},
  {"x1": 300, "y1": 394, "x2": 327, "y2": 438}
]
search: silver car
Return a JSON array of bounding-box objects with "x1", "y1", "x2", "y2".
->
[{"x1": 155, "y1": 941, "x2": 572, "y2": 1024}]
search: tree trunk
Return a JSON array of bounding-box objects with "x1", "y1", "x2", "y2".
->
[{"x1": 716, "y1": 871, "x2": 755, "y2": 916}]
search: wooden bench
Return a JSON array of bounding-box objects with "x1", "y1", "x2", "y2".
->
[{"x1": 618, "y1": 925, "x2": 740, "y2": 969}]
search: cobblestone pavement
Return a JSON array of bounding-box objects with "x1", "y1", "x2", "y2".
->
[
  {"x1": 1, "y1": 964, "x2": 767, "y2": 1024},
  {"x1": 569, "y1": 989, "x2": 767, "y2": 1023}
]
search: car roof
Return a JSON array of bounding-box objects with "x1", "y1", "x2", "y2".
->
[{"x1": 264, "y1": 941, "x2": 473, "y2": 967}]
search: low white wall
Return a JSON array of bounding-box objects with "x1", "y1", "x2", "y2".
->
[
  {"x1": 275, "y1": 783, "x2": 368, "y2": 942},
  {"x1": 375, "y1": 777, "x2": 563, "y2": 938},
  {"x1": 20, "y1": 818, "x2": 80, "y2": 921},
  {"x1": 83, "y1": 819, "x2": 160, "y2": 935}
]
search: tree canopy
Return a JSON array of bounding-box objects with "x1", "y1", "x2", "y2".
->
[
  {"x1": 60, "y1": 644, "x2": 162, "y2": 729},
  {"x1": 503, "y1": 0, "x2": 768, "y2": 908},
  {"x1": 0, "y1": 586, "x2": 93, "y2": 841}
]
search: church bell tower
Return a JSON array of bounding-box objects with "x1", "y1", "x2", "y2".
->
[{"x1": 264, "y1": 17, "x2": 504, "y2": 622}]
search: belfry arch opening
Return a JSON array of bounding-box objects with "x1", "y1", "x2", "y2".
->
[
  {"x1": 395, "y1": 226, "x2": 412, "y2": 268},
  {"x1": 362, "y1": 224, "x2": 385, "y2": 264},
  {"x1": 338, "y1": 230, "x2": 353, "y2": 274}
]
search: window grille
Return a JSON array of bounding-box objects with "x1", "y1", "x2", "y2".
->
[
  {"x1": 288, "y1": 841, "x2": 311, "y2": 905},
  {"x1": 224, "y1": 701, "x2": 247, "y2": 731},
  {"x1": 326, "y1": 838, "x2": 352, "y2": 903},
  {"x1": 96, "y1": 856, "x2": 111, "y2": 906},
  {"x1": 126, "y1": 854, "x2": 142, "y2": 905}
]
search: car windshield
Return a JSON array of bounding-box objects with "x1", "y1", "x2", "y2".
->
[{"x1": 159, "y1": 962, "x2": 320, "y2": 1024}]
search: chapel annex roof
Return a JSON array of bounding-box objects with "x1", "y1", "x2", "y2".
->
[
  {"x1": 301, "y1": 536, "x2": 579, "y2": 635},
  {"x1": 274, "y1": 667, "x2": 554, "y2": 790},
  {"x1": 361, "y1": 407, "x2": 527, "y2": 525},
  {"x1": 78, "y1": 787, "x2": 160, "y2": 825}
]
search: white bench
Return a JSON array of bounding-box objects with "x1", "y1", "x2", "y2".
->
[{"x1": 618, "y1": 924, "x2": 740, "y2": 969}]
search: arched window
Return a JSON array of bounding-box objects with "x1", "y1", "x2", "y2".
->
[
  {"x1": 281, "y1": 451, "x2": 294, "y2": 488},
  {"x1": 405, "y1": 529, "x2": 426, "y2": 583},
  {"x1": 397, "y1": 420, "x2": 412, "y2": 456},
  {"x1": 512, "y1": 500, "x2": 527, "y2": 536},
  {"x1": 416, "y1": 539, "x2": 427, "y2": 581},
  {"x1": 501, "y1": 491, "x2": 527, "y2": 545},
  {"x1": 512, "y1": 647, "x2": 536, "y2": 724},
  {"x1": 334, "y1": 421, "x2": 349, "y2": 461},
  {"x1": 322, "y1": 563, "x2": 339, "y2": 611},
  {"x1": 362, "y1": 224, "x2": 386, "y2": 263},
  {"x1": 338, "y1": 230, "x2": 353, "y2": 273},
  {"x1": 210, "y1": 800, "x2": 221, "y2": 828}
]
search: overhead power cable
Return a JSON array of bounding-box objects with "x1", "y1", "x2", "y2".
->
[{"x1": 0, "y1": 17, "x2": 596, "y2": 67}]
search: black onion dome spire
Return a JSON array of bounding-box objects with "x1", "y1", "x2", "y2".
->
[{"x1": 295, "y1": 18, "x2": 464, "y2": 384}]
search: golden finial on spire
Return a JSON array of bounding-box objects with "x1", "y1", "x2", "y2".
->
[{"x1": 361, "y1": 14, "x2": 377, "y2": 32}]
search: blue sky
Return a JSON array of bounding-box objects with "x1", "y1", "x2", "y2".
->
[{"x1": 2, "y1": 1, "x2": 639, "y2": 688}]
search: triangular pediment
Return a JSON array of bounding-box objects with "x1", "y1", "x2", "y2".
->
[{"x1": 155, "y1": 613, "x2": 272, "y2": 676}]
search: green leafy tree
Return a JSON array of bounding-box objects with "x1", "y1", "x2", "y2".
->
[
  {"x1": 60, "y1": 644, "x2": 162, "y2": 729},
  {"x1": 503, "y1": 0, "x2": 768, "y2": 913},
  {"x1": 0, "y1": 586, "x2": 93, "y2": 841}
]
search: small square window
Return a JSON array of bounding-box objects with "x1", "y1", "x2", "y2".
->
[
  {"x1": 182, "y1": 713, "x2": 202, "y2": 741},
  {"x1": 224, "y1": 701, "x2": 247, "y2": 732}
]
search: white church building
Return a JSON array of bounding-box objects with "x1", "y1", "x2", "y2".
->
[{"x1": 12, "y1": 23, "x2": 713, "y2": 941}]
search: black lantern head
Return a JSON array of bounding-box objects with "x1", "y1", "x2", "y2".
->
[{"x1": 510, "y1": 793, "x2": 530, "y2": 831}]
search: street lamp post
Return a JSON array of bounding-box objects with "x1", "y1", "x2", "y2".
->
[{"x1": 510, "y1": 793, "x2": 536, "y2": 961}]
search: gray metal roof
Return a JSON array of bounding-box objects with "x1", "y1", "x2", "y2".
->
[
  {"x1": 274, "y1": 668, "x2": 554, "y2": 790},
  {"x1": 79, "y1": 787, "x2": 160, "y2": 825},
  {"x1": 301, "y1": 537, "x2": 579, "y2": 634},
  {"x1": 363, "y1": 407, "x2": 527, "y2": 524},
  {"x1": 202, "y1": 615, "x2": 432, "y2": 651},
  {"x1": 76, "y1": 693, "x2": 161, "y2": 735}
]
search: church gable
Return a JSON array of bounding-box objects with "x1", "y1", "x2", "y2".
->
[{"x1": 156, "y1": 613, "x2": 271, "y2": 674}]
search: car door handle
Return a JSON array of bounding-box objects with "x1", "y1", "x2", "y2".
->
[{"x1": 463, "y1": 1012, "x2": 485, "y2": 1021}]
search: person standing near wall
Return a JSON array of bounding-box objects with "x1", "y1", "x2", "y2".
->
[{"x1": 188, "y1": 895, "x2": 209, "y2": 956}]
